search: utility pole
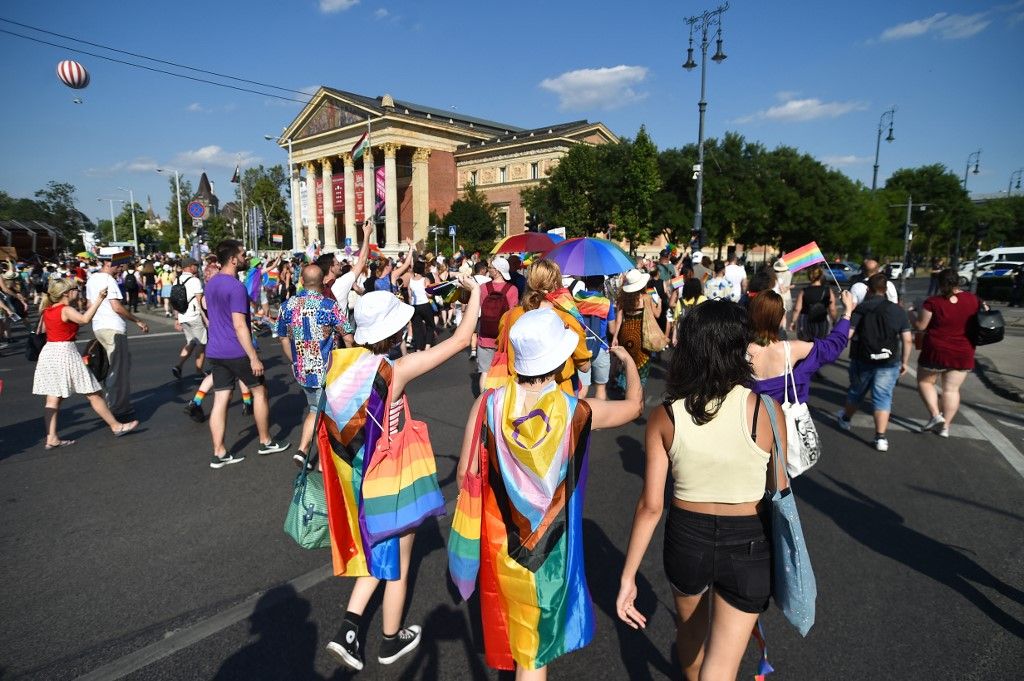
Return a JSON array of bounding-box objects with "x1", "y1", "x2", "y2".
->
[{"x1": 890, "y1": 196, "x2": 932, "y2": 302}]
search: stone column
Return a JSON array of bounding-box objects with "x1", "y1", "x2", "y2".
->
[
  {"x1": 290, "y1": 165, "x2": 304, "y2": 253},
  {"x1": 320, "y1": 157, "x2": 337, "y2": 252},
  {"x1": 304, "y1": 161, "x2": 318, "y2": 248},
  {"x1": 342, "y1": 152, "x2": 356, "y2": 245},
  {"x1": 411, "y1": 147, "x2": 431, "y2": 246},
  {"x1": 383, "y1": 143, "x2": 400, "y2": 247},
  {"x1": 363, "y1": 148, "x2": 375, "y2": 244}
]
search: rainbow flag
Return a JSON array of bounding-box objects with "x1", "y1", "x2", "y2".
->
[
  {"x1": 781, "y1": 241, "x2": 826, "y2": 273},
  {"x1": 368, "y1": 244, "x2": 382, "y2": 259},
  {"x1": 573, "y1": 291, "x2": 610, "y2": 319},
  {"x1": 244, "y1": 266, "x2": 262, "y2": 303},
  {"x1": 546, "y1": 288, "x2": 584, "y2": 327},
  {"x1": 305, "y1": 242, "x2": 319, "y2": 262},
  {"x1": 262, "y1": 269, "x2": 279, "y2": 289},
  {"x1": 670, "y1": 274, "x2": 687, "y2": 289}
]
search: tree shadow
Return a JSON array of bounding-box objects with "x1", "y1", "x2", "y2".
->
[
  {"x1": 396, "y1": 604, "x2": 492, "y2": 680},
  {"x1": 615, "y1": 435, "x2": 646, "y2": 478},
  {"x1": 905, "y1": 484, "x2": 1024, "y2": 523},
  {"x1": 213, "y1": 585, "x2": 322, "y2": 681},
  {"x1": 799, "y1": 474, "x2": 1024, "y2": 638}
]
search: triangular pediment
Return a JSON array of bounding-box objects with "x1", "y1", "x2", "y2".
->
[{"x1": 283, "y1": 88, "x2": 381, "y2": 143}]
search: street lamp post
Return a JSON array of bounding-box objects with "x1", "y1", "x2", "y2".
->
[
  {"x1": 156, "y1": 168, "x2": 184, "y2": 251},
  {"x1": 682, "y1": 2, "x2": 729, "y2": 251},
  {"x1": 871, "y1": 107, "x2": 896, "y2": 192},
  {"x1": 96, "y1": 197, "x2": 123, "y2": 241},
  {"x1": 1008, "y1": 168, "x2": 1023, "y2": 197},
  {"x1": 890, "y1": 196, "x2": 932, "y2": 302},
  {"x1": 953, "y1": 150, "x2": 981, "y2": 271},
  {"x1": 117, "y1": 186, "x2": 139, "y2": 252}
]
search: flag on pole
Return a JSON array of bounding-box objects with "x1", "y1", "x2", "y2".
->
[
  {"x1": 780, "y1": 241, "x2": 827, "y2": 273},
  {"x1": 230, "y1": 165, "x2": 240, "y2": 183},
  {"x1": 244, "y1": 265, "x2": 262, "y2": 303},
  {"x1": 351, "y1": 132, "x2": 369, "y2": 160},
  {"x1": 670, "y1": 274, "x2": 687, "y2": 289}
]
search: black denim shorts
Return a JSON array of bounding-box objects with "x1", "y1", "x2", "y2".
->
[{"x1": 663, "y1": 505, "x2": 771, "y2": 614}]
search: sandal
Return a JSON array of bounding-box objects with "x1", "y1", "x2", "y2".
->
[
  {"x1": 114, "y1": 421, "x2": 139, "y2": 437},
  {"x1": 44, "y1": 439, "x2": 75, "y2": 450}
]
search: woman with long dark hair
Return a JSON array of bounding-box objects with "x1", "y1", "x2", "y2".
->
[{"x1": 616, "y1": 300, "x2": 787, "y2": 681}]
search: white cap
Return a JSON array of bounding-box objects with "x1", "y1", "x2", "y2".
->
[
  {"x1": 491, "y1": 256, "x2": 511, "y2": 281},
  {"x1": 691, "y1": 251, "x2": 704, "y2": 264},
  {"x1": 621, "y1": 268, "x2": 650, "y2": 293},
  {"x1": 510, "y1": 308, "x2": 579, "y2": 377},
  {"x1": 354, "y1": 291, "x2": 415, "y2": 345}
]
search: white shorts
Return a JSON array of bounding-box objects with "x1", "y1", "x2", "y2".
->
[{"x1": 181, "y1": 318, "x2": 208, "y2": 346}]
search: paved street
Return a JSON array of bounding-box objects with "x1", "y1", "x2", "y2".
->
[{"x1": 1, "y1": 282, "x2": 1022, "y2": 680}]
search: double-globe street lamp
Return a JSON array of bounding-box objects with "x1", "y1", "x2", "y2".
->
[
  {"x1": 953, "y1": 150, "x2": 981, "y2": 270},
  {"x1": 871, "y1": 106, "x2": 896, "y2": 192},
  {"x1": 682, "y1": 2, "x2": 729, "y2": 250},
  {"x1": 156, "y1": 168, "x2": 185, "y2": 252}
]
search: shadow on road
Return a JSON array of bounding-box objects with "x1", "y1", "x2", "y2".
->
[
  {"x1": 906, "y1": 484, "x2": 1024, "y2": 523},
  {"x1": 395, "y1": 604, "x2": 492, "y2": 680},
  {"x1": 615, "y1": 435, "x2": 645, "y2": 478},
  {"x1": 799, "y1": 474, "x2": 1024, "y2": 638},
  {"x1": 213, "y1": 584, "x2": 321, "y2": 681}
]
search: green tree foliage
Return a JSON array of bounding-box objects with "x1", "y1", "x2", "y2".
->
[
  {"x1": 237, "y1": 165, "x2": 290, "y2": 249},
  {"x1": 166, "y1": 176, "x2": 194, "y2": 235},
  {"x1": 885, "y1": 164, "x2": 975, "y2": 259},
  {"x1": 442, "y1": 184, "x2": 500, "y2": 254},
  {"x1": 615, "y1": 126, "x2": 660, "y2": 250},
  {"x1": 974, "y1": 196, "x2": 1024, "y2": 249}
]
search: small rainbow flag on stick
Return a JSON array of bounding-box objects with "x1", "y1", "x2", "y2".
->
[
  {"x1": 780, "y1": 241, "x2": 826, "y2": 273},
  {"x1": 670, "y1": 274, "x2": 687, "y2": 289}
]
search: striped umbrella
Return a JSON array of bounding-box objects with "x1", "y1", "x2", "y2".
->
[
  {"x1": 491, "y1": 232, "x2": 559, "y2": 255},
  {"x1": 544, "y1": 237, "x2": 635, "y2": 276}
]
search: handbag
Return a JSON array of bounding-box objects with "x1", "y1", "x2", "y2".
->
[
  {"x1": 360, "y1": 391, "x2": 446, "y2": 544},
  {"x1": 25, "y1": 316, "x2": 46, "y2": 362},
  {"x1": 284, "y1": 391, "x2": 331, "y2": 549},
  {"x1": 640, "y1": 295, "x2": 669, "y2": 353},
  {"x1": 448, "y1": 389, "x2": 492, "y2": 601},
  {"x1": 83, "y1": 339, "x2": 110, "y2": 382},
  {"x1": 970, "y1": 306, "x2": 1004, "y2": 346},
  {"x1": 781, "y1": 342, "x2": 821, "y2": 478},
  {"x1": 761, "y1": 393, "x2": 817, "y2": 636}
]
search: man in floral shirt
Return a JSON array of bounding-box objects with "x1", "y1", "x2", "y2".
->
[{"x1": 277, "y1": 264, "x2": 345, "y2": 465}]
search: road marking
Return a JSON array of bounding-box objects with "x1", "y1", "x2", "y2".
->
[
  {"x1": 960, "y1": 404, "x2": 1024, "y2": 481},
  {"x1": 998, "y1": 419, "x2": 1024, "y2": 432},
  {"x1": 75, "y1": 331, "x2": 182, "y2": 345},
  {"x1": 75, "y1": 562, "x2": 334, "y2": 681}
]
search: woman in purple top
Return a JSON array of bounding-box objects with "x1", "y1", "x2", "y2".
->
[{"x1": 747, "y1": 289, "x2": 855, "y2": 403}]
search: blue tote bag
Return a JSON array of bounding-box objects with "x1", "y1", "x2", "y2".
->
[{"x1": 761, "y1": 394, "x2": 817, "y2": 636}]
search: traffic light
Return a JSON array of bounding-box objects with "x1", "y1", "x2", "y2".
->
[{"x1": 525, "y1": 213, "x2": 539, "y2": 232}]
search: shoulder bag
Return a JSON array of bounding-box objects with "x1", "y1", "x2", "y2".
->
[
  {"x1": 284, "y1": 389, "x2": 330, "y2": 549},
  {"x1": 83, "y1": 339, "x2": 110, "y2": 382},
  {"x1": 447, "y1": 389, "x2": 492, "y2": 601},
  {"x1": 761, "y1": 393, "x2": 817, "y2": 636},
  {"x1": 25, "y1": 315, "x2": 46, "y2": 362},
  {"x1": 781, "y1": 342, "x2": 821, "y2": 478},
  {"x1": 640, "y1": 295, "x2": 669, "y2": 353},
  {"x1": 970, "y1": 301, "x2": 1004, "y2": 346}
]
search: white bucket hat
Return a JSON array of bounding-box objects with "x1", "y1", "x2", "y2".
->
[
  {"x1": 354, "y1": 291, "x2": 415, "y2": 345},
  {"x1": 621, "y1": 268, "x2": 650, "y2": 293},
  {"x1": 491, "y1": 256, "x2": 511, "y2": 281},
  {"x1": 510, "y1": 308, "x2": 579, "y2": 377}
]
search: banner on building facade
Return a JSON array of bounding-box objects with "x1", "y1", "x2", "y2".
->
[
  {"x1": 354, "y1": 173, "x2": 365, "y2": 223},
  {"x1": 374, "y1": 166, "x2": 385, "y2": 220},
  {"x1": 299, "y1": 181, "x2": 309, "y2": 227},
  {"x1": 315, "y1": 176, "x2": 324, "y2": 225},
  {"x1": 332, "y1": 175, "x2": 345, "y2": 213}
]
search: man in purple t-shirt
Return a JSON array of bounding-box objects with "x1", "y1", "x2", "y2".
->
[{"x1": 204, "y1": 239, "x2": 289, "y2": 468}]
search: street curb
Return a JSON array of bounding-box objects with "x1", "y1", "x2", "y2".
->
[{"x1": 975, "y1": 354, "x2": 1024, "y2": 404}]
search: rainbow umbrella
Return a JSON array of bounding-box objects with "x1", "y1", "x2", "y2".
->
[
  {"x1": 544, "y1": 237, "x2": 635, "y2": 276},
  {"x1": 491, "y1": 232, "x2": 559, "y2": 255}
]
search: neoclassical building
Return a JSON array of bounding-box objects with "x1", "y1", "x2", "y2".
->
[{"x1": 278, "y1": 87, "x2": 617, "y2": 253}]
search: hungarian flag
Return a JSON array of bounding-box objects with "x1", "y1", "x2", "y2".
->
[
  {"x1": 350, "y1": 132, "x2": 369, "y2": 160},
  {"x1": 230, "y1": 165, "x2": 240, "y2": 183}
]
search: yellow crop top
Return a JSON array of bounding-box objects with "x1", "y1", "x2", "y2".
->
[{"x1": 667, "y1": 385, "x2": 770, "y2": 503}]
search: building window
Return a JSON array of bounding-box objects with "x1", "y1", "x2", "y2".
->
[
  {"x1": 469, "y1": 170, "x2": 477, "y2": 186},
  {"x1": 499, "y1": 166, "x2": 507, "y2": 183},
  {"x1": 498, "y1": 209, "x2": 508, "y2": 236},
  {"x1": 530, "y1": 162, "x2": 539, "y2": 180}
]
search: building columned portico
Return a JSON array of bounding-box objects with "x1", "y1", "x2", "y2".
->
[{"x1": 280, "y1": 87, "x2": 618, "y2": 254}]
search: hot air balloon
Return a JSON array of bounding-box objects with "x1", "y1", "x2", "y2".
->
[{"x1": 56, "y1": 60, "x2": 90, "y2": 89}]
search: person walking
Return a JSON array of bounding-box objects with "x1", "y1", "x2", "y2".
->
[
  {"x1": 616, "y1": 300, "x2": 786, "y2": 681},
  {"x1": 836, "y1": 273, "x2": 912, "y2": 451},
  {"x1": 454, "y1": 309, "x2": 642, "y2": 680},
  {"x1": 323, "y1": 277, "x2": 481, "y2": 672},
  {"x1": 910, "y1": 268, "x2": 982, "y2": 438},
  {"x1": 723, "y1": 254, "x2": 747, "y2": 302},
  {"x1": 159, "y1": 264, "x2": 176, "y2": 317},
  {"x1": 171, "y1": 256, "x2": 207, "y2": 379},
  {"x1": 85, "y1": 252, "x2": 149, "y2": 423},
  {"x1": 610, "y1": 268, "x2": 661, "y2": 390},
  {"x1": 475, "y1": 256, "x2": 518, "y2": 388},
  {"x1": 772, "y1": 259, "x2": 793, "y2": 326},
  {"x1": 850, "y1": 259, "x2": 898, "y2": 304},
  {"x1": 33, "y1": 279, "x2": 138, "y2": 448},
  {"x1": 790, "y1": 265, "x2": 836, "y2": 341},
  {"x1": 203, "y1": 239, "x2": 289, "y2": 468},
  {"x1": 122, "y1": 263, "x2": 142, "y2": 313},
  {"x1": 577, "y1": 275, "x2": 615, "y2": 400},
  {"x1": 703, "y1": 260, "x2": 733, "y2": 302},
  {"x1": 407, "y1": 259, "x2": 437, "y2": 352}
]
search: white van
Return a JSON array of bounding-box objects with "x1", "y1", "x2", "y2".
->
[{"x1": 975, "y1": 246, "x2": 1024, "y2": 268}]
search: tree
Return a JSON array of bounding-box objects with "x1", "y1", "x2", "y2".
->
[
  {"x1": 442, "y1": 184, "x2": 499, "y2": 254},
  {"x1": 885, "y1": 164, "x2": 974, "y2": 259},
  {"x1": 166, "y1": 176, "x2": 194, "y2": 237},
  {"x1": 34, "y1": 181, "x2": 87, "y2": 241},
  {"x1": 238, "y1": 165, "x2": 290, "y2": 249},
  {"x1": 615, "y1": 126, "x2": 660, "y2": 251}
]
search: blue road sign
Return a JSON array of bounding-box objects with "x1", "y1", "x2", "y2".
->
[
  {"x1": 448, "y1": 225, "x2": 456, "y2": 236},
  {"x1": 187, "y1": 201, "x2": 206, "y2": 219}
]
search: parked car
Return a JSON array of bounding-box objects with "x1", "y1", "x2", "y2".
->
[
  {"x1": 886, "y1": 262, "x2": 915, "y2": 279},
  {"x1": 958, "y1": 260, "x2": 1023, "y2": 287},
  {"x1": 823, "y1": 261, "x2": 859, "y2": 284}
]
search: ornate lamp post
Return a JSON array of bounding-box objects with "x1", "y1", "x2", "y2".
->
[
  {"x1": 682, "y1": 2, "x2": 729, "y2": 250},
  {"x1": 156, "y1": 168, "x2": 184, "y2": 251},
  {"x1": 953, "y1": 150, "x2": 980, "y2": 270},
  {"x1": 871, "y1": 107, "x2": 896, "y2": 191}
]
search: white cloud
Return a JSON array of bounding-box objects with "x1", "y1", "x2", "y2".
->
[
  {"x1": 85, "y1": 157, "x2": 159, "y2": 177},
  {"x1": 774, "y1": 90, "x2": 801, "y2": 102},
  {"x1": 374, "y1": 8, "x2": 388, "y2": 19},
  {"x1": 186, "y1": 102, "x2": 205, "y2": 113},
  {"x1": 319, "y1": 0, "x2": 358, "y2": 12},
  {"x1": 172, "y1": 145, "x2": 259, "y2": 171},
  {"x1": 539, "y1": 65, "x2": 648, "y2": 111},
  {"x1": 878, "y1": 11, "x2": 990, "y2": 41},
  {"x1": 734, "y1": 97, "x2": 867, "y2": 124},
  {"x1": 822, "y1": 155, "x2": 872, "y2": 167}
]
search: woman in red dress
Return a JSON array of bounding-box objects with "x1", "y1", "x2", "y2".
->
[{"x1": 910, "y1": 269, "x2": 981, "y2": 438}]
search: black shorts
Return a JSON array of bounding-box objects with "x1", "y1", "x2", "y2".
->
[
  {"x1": 663, "y1": 506, "x2": 771, "y2": 614},
  {"x1": 209, "y1": 357, "x2": 265, "y2": 391}
]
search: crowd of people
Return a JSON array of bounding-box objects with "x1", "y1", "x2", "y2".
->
[{"x1": 0, "y1": 234, "x2": 997, "y2": 680}]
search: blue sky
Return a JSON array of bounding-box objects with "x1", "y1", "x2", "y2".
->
[{"x1": 1, "y1": 0, "x2": 1022, "y2": 228}]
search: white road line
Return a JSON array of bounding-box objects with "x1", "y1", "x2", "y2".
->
[
  {"x1": 75, "y1": 562, "x2": 334, "y2": 681},
  {"x1": 998, "y1": 419, "x2": 1024, "y2": 432},
  {"x1": 960, "y1": 404, "x2": 1024, "y2": 481}
]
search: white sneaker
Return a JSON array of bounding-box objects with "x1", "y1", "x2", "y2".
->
[
  {"x1": 920, "y1": 414, "x2": 945, "y2": 433},
  {"x1": 875, "y1": 436, "x2": 889, "y2": 452},
  {"x1": 938, "y1": 428, "x2": 949, "y2": 438},
  {"x1": 835, "y1": 410, "x2": 852, "y2": 431}
]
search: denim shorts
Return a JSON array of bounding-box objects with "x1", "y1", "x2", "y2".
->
[
  {"x1": 302, "y1": 386, "x2": 323, "y2": 413},
  {"x1": 663, "y1": 506, "x2": 771, "y2": 614},
  {"x1": 590, "y1": 347, "x2": 610, "y2": 385},
  {"x1": 846, "y1": 359, "x2": 901, "y2": 412}
]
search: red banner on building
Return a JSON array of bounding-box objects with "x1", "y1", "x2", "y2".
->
[
  {"x1": 315, "y1": 176, "x2": 324, "y2": 225},
  {"x1": 375, "y1": 166, "x2": 385, "y2": 219},
  {"x1": 332, "y1": 174, "x2": 345, "y2": 213},
  {"x1": 354, "y1": 173, "x2": 365, "y2": 223}
]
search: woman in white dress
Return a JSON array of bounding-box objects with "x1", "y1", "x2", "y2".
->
[{"x1": 33, "y1": 278, "x2": 139, "y2": 449}]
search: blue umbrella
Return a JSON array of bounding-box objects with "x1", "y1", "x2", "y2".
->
[{"x1": 545, "y1": 237, "x2": 635, "y2": 276}]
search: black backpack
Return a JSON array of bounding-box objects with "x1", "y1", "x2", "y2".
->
[
  {"x1": 124, "y1": 271, "x2": 139, "y2": 292},
  {"x1": 855, "y1": 301, "x2": 900, "y2": 363},
  {"x1": 169, "y1": 274, "x2": 191, "y2": 314},
  {"x1": 804, "y1": 287, "x2": 830, "y2": 323}
]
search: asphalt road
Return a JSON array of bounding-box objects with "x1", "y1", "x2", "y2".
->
[{"x1": 1, "y1": 285, "x2": 1022, "y2": 680}]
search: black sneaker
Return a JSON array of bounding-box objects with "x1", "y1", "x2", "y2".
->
[
  {"x1": 171, "y1": 366, "x2": 182, "y2": 379},
  {"x1": 257, "y1": 440, "x2": 291, "y2": 455},
  {"x1": 185, "y1": 401, "x2": 205, "y2": 423},
  {"x1": 378, "y1": 625, "x2": 421, "y2": 665},
  {"x1": 241, "y1": 401, "x2": 253, "y2": 416},
  {"x1": 210, "y1": 453, "x2": 245, "y2": 469},
  {"x1": 326, "y1": 624, "x2": 364, "y2": 671}
]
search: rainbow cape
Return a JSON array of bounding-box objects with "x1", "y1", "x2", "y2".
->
[
  {"x1": 572, "y1": 290, "x2": 610, "y2": 320},
  {"x1": 244, "y1": 266, "x2": 262, "y2": 303},
  {"x1": 546, "y1": 288, "x2": 584, "y2": 327},
  {"x1": 781, "y1": 241, "x2": 826, "y2": 273},
  {"x1": 476, "y1": 384, "x2": 595, "y2": 670},
  {"x1": 317, "y1": 348, "x2": 400, "y2": 579}
]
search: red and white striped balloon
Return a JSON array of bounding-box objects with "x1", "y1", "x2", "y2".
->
[{"x1": 56, "y1": 60, "x2": 90, "y2": 89}]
